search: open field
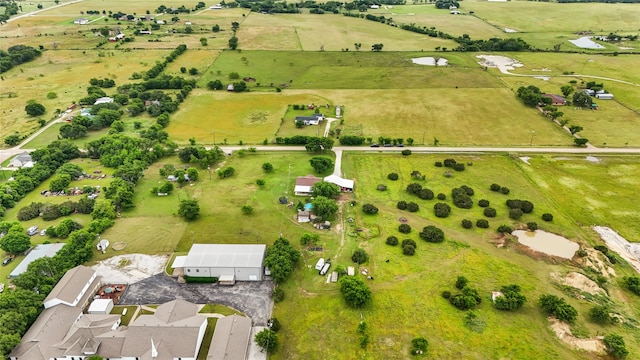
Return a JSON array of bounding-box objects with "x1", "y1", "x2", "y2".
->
[{"x1": 273, "y1": 153, "x2": 640, "y2": 359}]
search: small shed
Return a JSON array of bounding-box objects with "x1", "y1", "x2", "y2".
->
[
  {"x1": 331, "y1": 271, "x2": 338, "y2": 282},
  {"x1": 88, "y1": 298, "x2": 114, "y2": 314},
  {"x1": 347, "y1": 266, "x2": 355, "y2": 276},
  {"x1": 227, "y1": 84, "x2": 235, "y2": 92},
  {"x1": 595, "y1": 93, "x2": 614, "y2": 100}
]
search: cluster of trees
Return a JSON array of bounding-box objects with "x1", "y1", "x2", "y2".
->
[
  {"x1": 339, "y1": 276, "x2": 371, "y2": 308},
  {"x1": 178, "y1": 199, "x2": 200, "y2": 220},
  {"x1": 156, "y1": 4, "x2": 192, "y2": 14},
  {"x1": 87, "y1": 135, "x2": 176, "y2": 168},
  {"x1": 455, "y1": 36, "x2": 532, "y2": 52},
  {"x1": 451, "y1": 185, "x2": 474, "y2": 209},
  {"x1": 275, "y1": 135, "x2": 334, "y2": 151},
  {"x1": 435, "y1": 158, "x2": 466, "y2": 172},
  {"x1": 0, "y1": 1, "x2": 19, "y2": 23},
  {"x1": 505, "y1": 199, "x2": 534, "y2": 220},
  {"x1": 17, "y1": 198, "x2": 94, "y2": 221},
  {"x1": 312, "y1": 182, "x2": 340, "y2": 198},
  {"x1": 397, "y1": 200, "x2": 419, "y2": 212},
  {"x1": 0, "y1": 45, "x2": 41, "y2": 73},
  {"x1": 145, "y1": 44, "x2": 187, "y2": 79},
  {"x1": 442, "y1": 276, "x2": 483, "y2": 310},
  {"x1": 0, "y1": 222, "x2": 31, "y2": 255},
  {"x1": 517, "y1": 85, "x2": 552, "y2": 107},
  {"x1": 362, "y1": 203, "x2": 378, "y2": 214},
  {"x1": 25, "y1": 100, "x2": 46, "y2": 117},
  {"x1": 264, "y1": 237, "x2": 300, "y2": 283},
  {"x1": 177, "y1": 145, "x2": 226, "y2": 169},
  {"x1": 603, "y1": 333, "x2": 629, "y2": 359},
  {"x1": 0, "y1": 141, "x2": 81, "y2": 217},
  {"x1": 89, "y1": 77, "x2": 116, "y2": 88},
  {"x1": 594, "y1": 245, "x2": 619, "y2": 264},
  {"x1": 339, "y1": 135, "x2": 366, "y2": 146},
  {"x1": 490, "y1": 183, "x2": 510, "y2": 194},
  {"x1": 538, "y1": 294, "x2": 578, "y2": 323},
  {"x1": 309, "y1": 157, "x2": 334, "y2": 173},
  {"x1": 494, "y1": 285, "x2": 527, "y2": 311},
  {"x1": 406, "y1": 183, "x2": 435, "y2": 201}
]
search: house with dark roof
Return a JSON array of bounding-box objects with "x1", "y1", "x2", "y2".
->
[
  {"x1": 541, "y1": 94, "x2": 567, "y2": 106},
  {"x1": 295, "y1": 113, "x2": 324, "y2": 126}
]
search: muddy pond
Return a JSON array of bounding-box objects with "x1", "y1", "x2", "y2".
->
[{"x1": 512, "y1": 230, "x2": 579, "y2": 259}]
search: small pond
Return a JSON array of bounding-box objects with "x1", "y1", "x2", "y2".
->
[{"x1": 512, "y1": 230, "x2": 579, "y2": 259}]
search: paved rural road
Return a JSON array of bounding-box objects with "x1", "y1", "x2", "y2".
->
[{"x1": 119, "y1": 274, "x2": 274, "y2": 325}]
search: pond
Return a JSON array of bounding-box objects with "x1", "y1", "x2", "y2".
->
[{"x1": 512, "y1": 230, "x2": 579, "y2": 259}]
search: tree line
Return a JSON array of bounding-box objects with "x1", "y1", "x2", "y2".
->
[{"x1": 0, "y1": 45, "x2": 42, "y2": 73}]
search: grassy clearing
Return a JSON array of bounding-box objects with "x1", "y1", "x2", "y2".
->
[
  {"x1": 273, "y1": 153, "x2": 640, "y2": 359},
  {"x1": 110, "y1": 305, "x2": 138, "y2": 325},
  {"x1": 240, "y1": 13, "x2": 458, "y2": 51},
  {"x1": 199, "y1": 304, "x2": 244, "y2": 316},
  {"x1": 0, "y1": 49, "x2": 169, "y2": 142}
]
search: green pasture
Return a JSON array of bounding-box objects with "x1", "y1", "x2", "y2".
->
[
  {"x1": 240, "y1": 13, "x2": 458, "y2": 52},
  {"x1": 199, "y1": 50, "x2": 501, "y2": 91},
  {"x1": 499, "y1": 76, "x2": 640, "y2": 147},
  {"x1": 168, "y1": 90, "x2": 326, "y2": 144},
  {"x1": 273, "y1": 152, "x2": 640, "y2": 359},
  {"x1": 110, "y1": 305, "x2": 138, "y2": 325},
  {"x1": 464, "y1": 1, "x2": 640, "y2": 34},
  {"x1": 0, "y1": 49, "x2": 169, "y2": 142},
  {"x1": 97, "y1": 152, "x2": 340, "y2": 257}
]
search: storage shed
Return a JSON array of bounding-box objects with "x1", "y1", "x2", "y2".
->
[
  {"x1": 88, "y1": 298, "x2": 114, "y2": 314},
  {"x1": 180, "y1": 244, "x2": 266, "y2": 281}
]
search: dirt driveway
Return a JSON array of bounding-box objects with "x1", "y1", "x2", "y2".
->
[{"x1": 119, "y1": 274, "x2": 273, "y2": 325}]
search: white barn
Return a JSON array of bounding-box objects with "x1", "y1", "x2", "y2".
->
[{"x1": 175, "y1": 244, "x2": 266, "y2": 281}]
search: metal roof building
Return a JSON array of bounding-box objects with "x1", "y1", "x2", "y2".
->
[
  {"x1": 175, "y1": 244, "x2": 266, "y2": 281},
  {"x1": 9, "y1": 243, "x2": 64, "y2": 278}
]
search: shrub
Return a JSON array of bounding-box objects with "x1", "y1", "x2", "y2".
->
[
  {"x1": 386, "y1": 236, "x2": 399, "y2": 246},
  {"x1": 476, "y1": 219, "x2": 489, "y2": 228},
  {"x1": 443, "y1": 158, "x2": 457, "y2": 168},
  {"x1": 506, "y1": 199, "x2": 522, "y2": 209},
  {"x1": 407, "y1": 202, "x2": 420, "y2": 212},
  {"x1": 509, "y1": 208, "x2": 523, "y2": 219},
  {"x1": 603, "y1": 334, "x2": 629, "y2": 359},
  {"x1": 434, "y1": 202, "x2": 451, "y2": 218},
  {"x1": 461, "y1": 219, "x2": 473, "y2": 229},
  {"x1": 478, "y1": 199, "x2": 490, "y2": 207},
  {"x1": 376, "y1": 184, "x2": 387, "y2": 191},
  {"x1": 434, "y1": 161, "x2": 443, "y2": 167},
  {"x1": 362, "y1": 203, "x2": 379, "y2": 214},
  {"x1": 420, "y1": 225, "x2": 445, "y2": 243},
  {"x1": 397, "y1": 201, "x2": 408, "y2": 210},
  {"x1": 398, "y1": 224, "x2": 412, "y2": 234},
  {"x1": 262, "y1": 162, "x2": 274, "y2": 172},
  {"x1": 441, "y1": 291, "x2": 451, "y2": 299},
  {"x1": 623, "y1": 276, "x2": 640, "y2": 296},
  {"x1": 496, "y1": 225, "x2": 513, "y2": 234},
  {"x1": 255, "y1": 329, "x2": 278, "y2": 352},
  {"x1": 542, "y1": 213, "x2": 554, "y2": 221},
  {"x1": 483, "y1": 207, "x2": 497, "y2": 218},
  {"x1": 589, "y1": 305, "x2": 615, "y2": 324},
  {"x1": 453, "y1": 163, "x2": 465, "y2": 172},
  {"x1": 352, "y1": 248, "x2": 369, "y2": 264},
  {"x1": 402, "y1": 243, "x2": 416, "y2": 255},
  {"x1": 437, "y1": 193, "x2": 446, "y2": 200},
  {"x1": 538, "y1": 294, "x2": 578, "y2": 323},
  {"x1": 272, "y1": 288, "x2": 285, "y2": 303},
  {"x1": 268, "y1": 318, "x2": 281, "y2": 332},
  {"x1": 387, "y1": 173, "x2": 399, "y2": 180},
  {"x1": 521, "y1": 200, "x2": 534, "y2": 213},
  {"x1": 450, "y1": 287, "x2": 482, "y2": 310},
  {"x1": 184, "y1": 276, "x2": 218, "y2": 283},
  {"x1": 418, "y1": 188, "x2": 434, "y2": 200},
  {"x1": 406, "y1": 183, "x2": 422, "y2": 194},
  {"x1": 490, "y1": 183, "x2": 501, "y2": 192},
  {"x1": 452, "y1": 187, "x2": 473, "y2": 209},
  {"x1": 401, "y1": 149, "x2": 412, "y2": 156},
  {"x1": 500, "y1": 186, "x2": 510, "y2": 194},
  {"x1": 455, "y1": 276, "x2": 468, "y2": 290},
  {"x1": 494, "y1": 284, "x2": 527, "y2": 311},
  {"x1": 527, "y1": 222, "x2": 538, "y2": 231},
  {"x1": 411, "y1": 337, "x2": 428, "y2": 355}
]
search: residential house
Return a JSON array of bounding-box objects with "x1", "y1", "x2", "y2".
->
[
  {"x1": 73, "y1": 18, "x2": 89, "y2": 25},
  {"x1": 294, "y1": 174, "x2": 322, "y2": 196},
  {"x1": 542, "y1": 94, "x2": 567, "y2": 106},
  {"x1": 9, "y1": 152, "x2": 33, "y2": 168},
  {"x1": 295, "y1": 113, "x2": 324, "y2": 126},
  {"x1": 210, "y1": 4, "x2": 223, "y2": 9}
]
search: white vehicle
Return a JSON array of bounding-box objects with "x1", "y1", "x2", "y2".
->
[
  {"x1": 27, "y1": 226, "x2": 39, "y2": 236},
  {"x1": 314, "y1": 258, "x2": 325, "y2": 271},
  {"x1": 319, "y1": 262, "x2": 331, "y2": 276},
  {"x1": 40, "y1": 229, "x2": 47, "y2": 236}
]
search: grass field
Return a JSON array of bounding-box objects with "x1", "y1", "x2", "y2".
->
[{"x1": 272, "y1": 153, "x2": 640, "y2": 359}]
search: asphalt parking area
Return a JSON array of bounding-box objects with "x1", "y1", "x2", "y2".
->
[{"x1": 119, "y1": 274, "x2": 273, "y2": 325}]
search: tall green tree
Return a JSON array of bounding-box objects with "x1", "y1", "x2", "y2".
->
[
  {"x1": 311, "y1": 196, "x2": 338, "y2": 220},
  {"x1": 264, "y1": 237, "x2": 300, "y2": 283},
  {"x1": 311, "y1": 181, "x2": 340, "y2": 198},
  {"x1": 339, "y1": 276, "x2": 371, "y2": 308},
  {"x1": 178, "y1": 199, "x2": 200, "y2": 221}
]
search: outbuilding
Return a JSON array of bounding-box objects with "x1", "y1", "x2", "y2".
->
[
  {"x1": 88, "y1": 298, "x2": 114, "y2": 314},
  {"x1": 176, "y1": 244, "x2": 266, "y2": 281}
]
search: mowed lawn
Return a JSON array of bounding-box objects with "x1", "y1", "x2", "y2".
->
[
  {"x1": 99, "y1": 151, "x2": 341, "y2": 256},
  {"x1": 240, "y1": 13, "x2": 458, "y2": 51},
  {"x1": 273, "y1": 153, "x2": 640, "y2": 359}
]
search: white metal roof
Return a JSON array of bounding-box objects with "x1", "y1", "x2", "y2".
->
[
  {"x1": 184, "y1": 244, "x2": 266, "y2": 268},
  {"x1": 10, "y1": 243, "x2": 65, "y2": 278},
  {"x1": 171, "y1": 255, "x2": 187, "y2": 268},
  {"x1": 294, "y1": 185, "x2": 312, "y2": 194},
  {"x1": 323, "y1": 174, "x2": 354, "y2": 189},
  {"x1": 88, "y1": 298, "x2": 113, "y2": 313}
]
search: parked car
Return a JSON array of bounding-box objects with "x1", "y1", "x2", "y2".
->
[
  {"x1": 40, "y1": 229, "x2": 47, "y2": 236},
  {"x1": 383, "y1": 143, "x2": 393, "y2": 147},
  {"x1": 2, "y1": 256, "x2": 13, "y2": 266},
  {"x1": 27, "y1": 226, "x2": 38, "y2": 236},
  {"x1": 396, "y1": 144, "x2": 405, "y2": 147},
  {"x1": 370, "y1": 144, "x2": 380, "y2": 148}
]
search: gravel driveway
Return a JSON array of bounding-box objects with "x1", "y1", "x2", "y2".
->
[{"x1": 119, "y1": 274, "x2": 274, "y2": 325}]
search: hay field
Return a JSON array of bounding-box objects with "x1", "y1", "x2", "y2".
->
[{"x1": 240, "y1": 13, "x2": 458, "y2": 51}]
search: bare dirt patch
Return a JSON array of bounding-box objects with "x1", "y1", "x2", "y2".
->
[
  {"x1": 92, "y1": 254, "x2": 168, "y2": 284},
  {"x1": 593, "y1": 226, "x2": 640, "y2": 274},
  {"x1": 580, "y1": 248, "x2": 616, "y2": 278},
  {"x1": 552, "y1": 272, "x2": 606, "y2": 297},
  {"x1": 549, "y1": 318, "x2": 606, "y2": 354}
]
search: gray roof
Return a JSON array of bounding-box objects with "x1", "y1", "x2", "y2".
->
[
  {"x1": 184, "y1": 244, "x2": 266, "y2": 268},
  {"x1": 44, "y1": 265, "x2": 97, "y2": 306},
  {"x1": 208, "y1": 315, "x2": 252, "y2": 360},
  {"x1": 10, "y1": 243, "x2": 65, "y2": 278},
  {"x1": 13, "y1": 152, "x2": 33, "y2": 163}
]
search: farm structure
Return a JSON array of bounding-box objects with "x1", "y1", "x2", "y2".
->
[
  {"x1": 173, "y1": 244, "x2": 267, "y2": 281},
  {"x1": 324, "y1": 174, "x2": 354, "y2": 192},
  {"x1": 294, "y1": 174, "x2": 322, "y2": 196},
  {"x1": 542, "y1": 94, "x2": 567, "y2": 106}
]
